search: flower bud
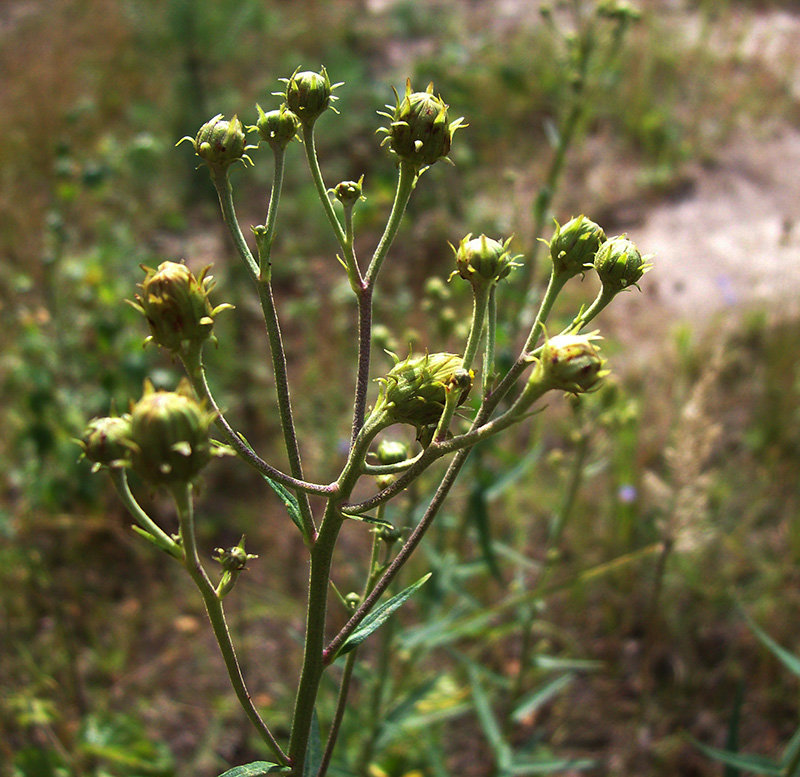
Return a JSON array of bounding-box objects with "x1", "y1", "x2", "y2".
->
[
  {"x1": 332, "y1": 175, "x2": 365, "y2": 207},
  {"x1": 548, "y1": 215, "x2": 606, "y2": 279},
  {"x1": 375, "y1": 439, "x2": 410, "y2": 465},
  {"x1": 131, "y1": 261, "x2": 233, "y2": 351},
  {"x1": 213, "y1": 536, "x2": 258, "y2": 572},
  {"x1": 378, "y1": 80, "x2": 466, "y2": 172},
  {"x1": 79, "y1": 415, "x2": 132, "y2": 471},
  {"x1": 128, "y1": 379, "x2": 219, "y2": 487},
  {"x1": 179, "y1": 114, "x2": 251, "y2": 171},
  {"x1": 535, "y1": 334, "x2": 608, "y2": 395},
  {"x1": 281, "y1": 67, "x2": 342, "y2": 126},
  {"x1": 253, "y1": 103, "x2": 300, "y2": 151},
  {"x1": 451, "y1": 233, "x2": 522, "y2": 289},
  {"x1": 374, "y1": 352, "x2": 472, "y2": 431},
  {"x1": 593, "y1": 235, "x2": 651, "y2": 293}
]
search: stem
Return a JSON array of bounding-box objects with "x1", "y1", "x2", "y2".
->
[
  {"x1": 462, "y1": 285, "x2": 490, "y2": 374},
  {"x1": 352, "y1": 160, "x2": 416, "y2": 440},
  {"x1": 109, "y1": 469, "x2": 181, "y2": 559},
  {"x1": 302, "y1": 123, "x2": 346, "y2": 247},
  {"x1": 259, "y1": 147, "x2": 286, "y2": 279},
  {"x1": 317, "y1": 648, "x2": 358, "y2": 777},
  {"x1": 523, "y1": 269, "x2": 571, "y2": 353},
  {"x1": 255, "y1": 261, "x2": 318, "y2": 544},
  {"x1": 172, "y1": 483, "x2": 289, "y2": 765},
  {"x1": 211, "y1": 170, "x2": 259, "y2": 282},
  {"x1": 181, "y1": 347, "x2": 332, "y2": 496},
  {"x1": 483, "y1": 286, "x2": 498, "y2": 397}
]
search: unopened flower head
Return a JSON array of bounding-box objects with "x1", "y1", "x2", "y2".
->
[
  {"x1": 451, "y1": 233, "x2": 522, "y2": 289},
  {"x1": 131, "y1": 261, "x2": 233, "y2": 351},
  {"x1": 593, "y1": 235, "x2": 651, "y2": 293},
  {"x1": 179, "y1": 114, "x2": 251, "y2": 171},
  {"x1": 79, "y1": 415, "x2": 132, "y2": 472},
  {"x1": 253, "y1": 104, "x2": 300, "y2": 151},
  {"x1": 535, "y1": 333, "x2": 608, "y2": 395},
  {"x1": 549, "y1": 215, "x2": 606, "y2": 279},
  {"x1": 378, "y1": 79, "x2": 466, "y2": 172},
  {"x1": 374, "y1": 352, "x2": 472, "y2": 431},
  {"x1": 375, "y1": 439, "x2": 410, "y2": 466},
  {"x1": 281, "y1": 67, "x2": 342, "y2": 126},
  {"x1": 332, "y1": 176, "x2": 365, "y2": 207},
  {"x1": 128, "y1": 379, "x2": 220, "y2": 487}
]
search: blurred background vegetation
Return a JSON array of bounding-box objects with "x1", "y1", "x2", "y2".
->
[{"x1": 3, "y1": 0, "x2": 800, "y2": 775}]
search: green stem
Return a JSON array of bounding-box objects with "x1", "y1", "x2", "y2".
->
[
  {"x1": 259, "y1": 147, "x2": 286, "y2": 279},
  {"x1": 317, "y1": 648, "x2": 358, "y2": 777},
  {"x1": 211, "y1": 170, "x2": 259, "y2": 282},
  {"x1": 483, "y1": 287, "x2": 498, "y2": 397},
  {"x1": 109, "y1": 470, "x2": 181, "y2": 559},
  {"x1": 255, "y1": 276, "x2": 317, "y2": 543},
  {"x1": 171, "y1": 483, "x2": 289, "y2": 766},
  {"x1": 523, "y1": 269, "x2": 571, "y2": 352},
  {"x1": 180, "y1": 346, "x2": 332, "y2": 497},
  {"x1": 462, "y1": 285, "x2": 490, "y2": 374},
  {"x1": 365, "y1": 161, "x2": 416, "y2": 288},
  {"x1": 302, "y1": 123, "x2": 346, "y2": 247}
]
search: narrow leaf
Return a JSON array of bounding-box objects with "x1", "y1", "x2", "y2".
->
[
  {"x1": 466, "y1": 482, "x2": 502, "y2": 583},
  {"x1": 302, "y1": 709, "x2": 322, "y2": 777},
  {"x1": 218, "y1": 762, "x2": 285, "y2": 777},
  {"x1": 507, "y1": 756, "x2": 597, "y2": 775},
  {"x1": 468, "y1": 665, "x2": 512, "y2": 771},
  {"x1": 689, "y1": 738, "x2": 783, "y2": 776},
  {"x1": 262, "y1": 475, "x2": 305, "y2": 539},
  {"x1": 511, "y1": 673, "x2": 575, "y2": 724},
  {"x1": 724, "y1": 679, "x2": 745, "y2": 777},
  {"x1": 741, "y1": 609, "x2": 800, "y2": 678},
  {"x1": 780, "y1": 724, "x2": 800, "y2": 772},
  {"x1": 337, "y1": 574, "x2": 431, "y2": 657},
  {"x1": 486, "y1": 443, "x2": 543, "y2": 501}
]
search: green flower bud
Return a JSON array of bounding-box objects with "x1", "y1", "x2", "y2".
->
[
  {"x1": 79, "y1": 415, "x2": 132, "y2": 471},
  {"x1": 331, "y1": 175, "x2": 365, "y2": 207},
  {"x1": 593, "y1": 235, "x2": 652, "y2": 293},
  {"x1": 535, "y1": 334, "x2": 608, "y2": 395},
  {"x1": 375, "y1": 439, "x2": 410, "y2": 465},
  {"x1": 378, "y1": 79, "x2": 466, "y2": 172},
  {"x1": 178, "y1": 114, "x2": 252, "y2": 171},
  {"x1": 548, "y1": 216, "x2": 606, "y2": 279},
  {"x1": 213, "y1": 536, "x2": 258, "y2": 572},
  {"x1": 451, "y1": 233, "x2": 522, "y2": 288},
  {"x1": 374, "y1": 352, "x2": 472, "y2": 431},
  {"x1": 128, "y1": 379, "x2": 219, "y2": 487},
  {"x1": 281, "y1": 67, "x2": 342, "y2": 126},
  {"x1": 253, "y1": 103, "x2": 300, "y2": 151},
  {"x1": 131, "y1": 261, "x2": 233, "y2": 351}
]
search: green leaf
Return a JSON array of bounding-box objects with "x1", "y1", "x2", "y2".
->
[
  {"x1": 337, "y1": 574, "x2": 431, "y2": 657},
  {"x1": 262, "y1": 475, "x2": 305, "y2": 539},
  {"x1": 506, "y1": 756, "x2": 598, "y2": 775},
  {"x1": 218, "y1": 763, "x2": 286, "y2": 777},
  {"x1": 466, "y1": 482, "x2": 502, "y2": 583},
  {"x1": 342, "y1": 512, "x2": 395, "y2": 531},
  {"x1": 302, "y1": 709, "x2": 322, "y2": 777},
  {"x1": 511, "y1": 673, "x2": 575, "y2": 724},
  {"x1": 689, "y1": 737, "x2": 783, "y2": 776},
  {"x1": 468, "y1": 665, "x2": 513, "y2": 771},
  {"x1": 780, "y1": 724, "x2": 800, "y2": 773},
  {"x1": 486, "y1": 443, "x2": 543, "y2": 501},
  {"x1": 724, "y1": 679, "x2": 745, "y2": 777},
  {"x1": 741, "y1": 609, "x2": 800, "y2": 678}
]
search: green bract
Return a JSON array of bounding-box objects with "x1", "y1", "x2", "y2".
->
[
  {"x1": 253, "y1": 104, "x2": 300, "y2": 151},
  {"x1": 282, "y1": 67, "x2": 342, "y2": 126},
  {"x1": 128, "y1": 380, "x2": 219, "y2": 487},
  {"x1": 372, "y1": 352, "x2": 472, "y2": 432},
  {"x1": 549, "y1": 215, "x2": 606, "y2": 279},
  {"x1": 594, "y1": 235, "x2": 652, "y2": 293},
  {"x1": 180, "y1": 114, "x2": 251, "y2": 171},
  {"x1": 131, "y1": 261, "x2": 233, "y2": 351},
  {"x1": 452, "y1": 233, "x2": 522, "y2": 289},
  {"x1": 79, "y1": 415, "x2": 132, "y2": 472},
  {"x1": 534, "y1": 334, "x2": 608, "y2": 395},
  {"x1": 378, "y1": 79, "x2": 466, "y2": 172}
]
